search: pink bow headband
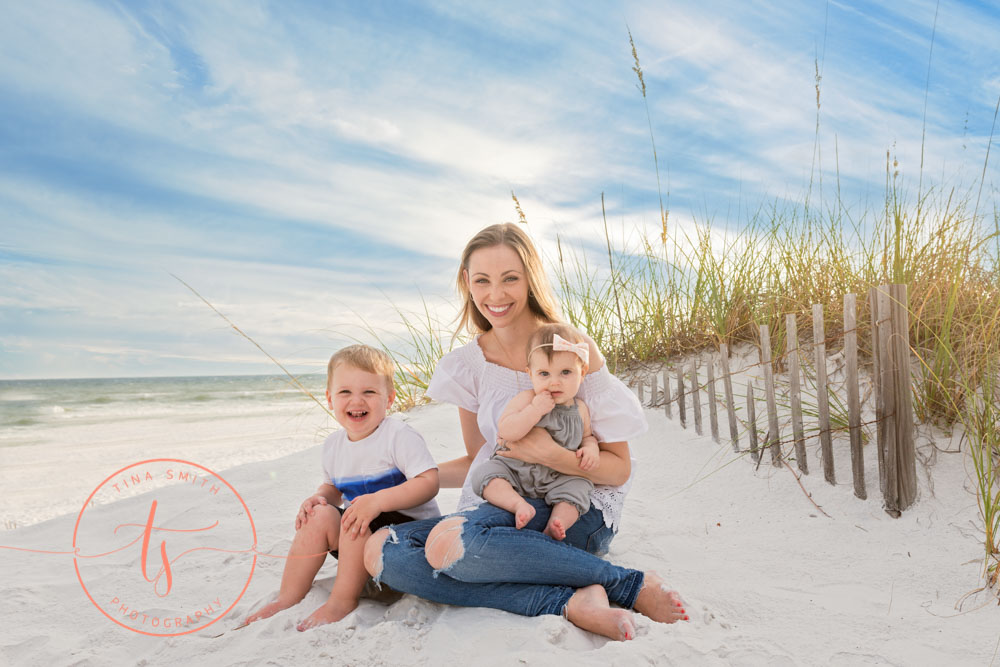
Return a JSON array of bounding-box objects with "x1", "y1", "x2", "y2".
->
[{"x1": 529, "y1": 333, "x2": 589, "y2": 366}]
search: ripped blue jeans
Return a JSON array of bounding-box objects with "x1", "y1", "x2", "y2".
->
[{"x1": 375, "y1": 498, "x2": 645, "y2": 617}]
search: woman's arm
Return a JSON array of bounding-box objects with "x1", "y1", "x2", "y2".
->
[
  {"x1": 438, "y1": 407, "x2": 486, "y2": 488},
  {"x1": 498, "y1": 428, "x2": 631, "y2": 486}
]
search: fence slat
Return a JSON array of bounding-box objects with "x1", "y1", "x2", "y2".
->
[
  {"x1": 890, "y1": 283, "x2": 917, "y2": 511},
  {"x1": 662, "y1": 368, "x2": 672, "y2": 419},
  {"x1": 651, "y1": 372, "x2": 658, "y2": 410},
  {"x1": 707, "y1": 355, "x2": 719, "y2": 443},
  {"x1": 760, "y1": 324, "x2": 781, "y2": 466},
  {"x1": 638, "y1": 377, "x2": 645, "y2": 405},
  {"x1": 677, "y1": 368, "x2": 686, "y2": 429},
  {"x1": 877, "y1": 286, "x2": 898, "y2": 514},
  {"x1": 786, "y1": 314, "x2": 807, "y2": 474},
  {"x1": 845, "y1": 293, "x2": 865, "y2": 499},
  {"x1": 721, "y1": 344, "x2": 739, "y2": 452},
  {"x1": 813, "y1": 303, "x2": 836, "y2": 485},
  {"x1": 870, "y1": 287, "x2": 886, "y2": 494},
  {"x1": 691, "y1": 360, "x2": 702, "y2": 436},
  {"x1": 747, "y1": 383, "x2": 759, "y2": 463}
]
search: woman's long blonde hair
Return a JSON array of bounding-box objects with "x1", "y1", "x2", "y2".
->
[{"x1": 456, "y1": 223, "x2": 561, "y2": 334}]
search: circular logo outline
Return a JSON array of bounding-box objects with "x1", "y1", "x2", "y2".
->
[{"x1": 73, "y1": 458, "x2": 257, "y2": 637}]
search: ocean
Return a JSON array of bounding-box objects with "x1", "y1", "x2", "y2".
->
[
  {"x1": 0, "y1": 374, "x2": 328, "y2": 434},
  {"x1": 0, "y1": 375, "x2": 336, "y2": 530}
]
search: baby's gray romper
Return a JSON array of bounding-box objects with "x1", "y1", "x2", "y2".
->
[{"x1": 471, "y1": 401, "x2": 593, "y2": 514}]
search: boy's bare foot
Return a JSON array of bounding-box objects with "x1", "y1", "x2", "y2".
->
[
  {"x1": 245, "y1": 599, "x2": 294, "y2": 624},
  {"x1": 296, "y1": 599, "x2": 359, "y2": 631},
  {"x1": 543, "y1": 518, "x2": 567, "y2": 540},
  {"x1": 565, "y1": 584, "x2": 635, "y2": 641},
  {"x1": 633, "y1": 571, "x2": 688, "y2": 623},
  {"x1": 513, "y1": 500, "x2": 536, "y2": 529}
]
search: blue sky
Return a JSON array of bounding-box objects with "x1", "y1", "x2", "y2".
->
[{"x1": 2, "y1": 0, "x2": 998, "y2": 379}]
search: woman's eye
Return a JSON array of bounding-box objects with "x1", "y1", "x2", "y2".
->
[{"x1": 504, "y1": 276, "x2": 518, "y2": 282}]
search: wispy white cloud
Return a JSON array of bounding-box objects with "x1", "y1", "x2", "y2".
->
[{"x1": 2, "y1": 0, "x2": 998, "y2": 378}]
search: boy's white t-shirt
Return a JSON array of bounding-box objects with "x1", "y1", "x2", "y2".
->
[{"x1": 321, "y1": 415, "x2": 441, "y2": 520}]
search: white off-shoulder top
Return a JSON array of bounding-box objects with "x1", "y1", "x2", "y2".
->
[{"x1": 426, "y1": 336, "x2": 647, "y2": 530}]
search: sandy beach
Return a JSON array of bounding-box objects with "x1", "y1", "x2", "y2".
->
[{"x1": 1, "y1": 379, "x2": 997, "y2": 666}]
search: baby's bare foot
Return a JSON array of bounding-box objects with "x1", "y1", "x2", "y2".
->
[
  {"x1": 245, "y1": 599, "x2": 293, "y2": 624},
  {"x1": 565, "y1": 584, "x2": 635, "y2": 641},
  {"x1": 296, "y1": 599, "x2": 358, "y2": 631},
  {"x1": 543, "y1": 518, "x2": 567, "y2": 540},
  {"x1": 633, "y1": 571, "x2": 688, "y2": 623},
  {"x1": 513, "y1": 500, "x2": 536, "y2": 529}
]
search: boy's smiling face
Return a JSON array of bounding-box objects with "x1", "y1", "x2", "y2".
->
[{"x1": 326, "y1": 363, "x2": 395, "y2": 441}]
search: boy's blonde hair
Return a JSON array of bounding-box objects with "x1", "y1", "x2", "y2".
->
[
  {"x1": 526, "y1": 323, "x2": 587, "y2": 366},
  {"x1": 455, "y1": 223, "x2": 562, "y2": 334},
  {"x1": 327, "y1": 344, "x2": 395, "y2": 392}
]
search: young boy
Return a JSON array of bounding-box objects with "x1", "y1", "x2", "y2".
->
[{"x1": 246, "y1": 344, "x2": 440, "y2": 630}]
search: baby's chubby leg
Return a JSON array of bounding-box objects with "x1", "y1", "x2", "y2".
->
[
  {"x1": 543, "y1": 501, "x2": 580, "y2": 541},
  {"x1": 482, "y1": 477, "x2": 536, "y2": 529},
  {"x1": 246, "y1": 503, "x2": 340, "y2": 624},
  {"x1": 297, "y1": 528, "x2": 371, "y2": 631}
]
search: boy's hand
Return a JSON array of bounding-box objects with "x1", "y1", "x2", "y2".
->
[
  {"x1": 341, "y1": 494, "x2": 384, "y2": 539},
  {"x1": 576, "y1": 437, "x2": 601, "y2": 471},
  {"x1": 531, "y1": 391, "x2": 555, "y2": 415},
  {"x1": 296, "y1": 495, "x2": 329, "y2": 530}
]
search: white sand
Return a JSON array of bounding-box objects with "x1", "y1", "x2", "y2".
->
[{"x1": 1, "y1": 393, "x2": 998, "y2": 665}]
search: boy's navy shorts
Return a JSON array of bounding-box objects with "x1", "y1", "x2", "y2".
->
[{"x1": 328, "y1": 506, "x2": 415, "y2": 559}]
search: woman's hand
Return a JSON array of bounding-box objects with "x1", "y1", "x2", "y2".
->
[{"x1": 496, "y1": 427, "x2": 560, "y2": 467}]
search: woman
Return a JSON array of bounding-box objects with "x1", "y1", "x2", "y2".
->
[{"x1": 362, "y1": 223, "x2": 686, "y2": 640}]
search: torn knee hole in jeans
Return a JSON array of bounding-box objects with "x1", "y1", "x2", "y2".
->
[
  {"x1": 368, "y1": 527, "x2": 398, "y2": 588},
  {"x1": 426, "y1": 517, "x2": 466, "y2": 577}
]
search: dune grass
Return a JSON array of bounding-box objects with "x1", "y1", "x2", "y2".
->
[{"x1": 344, "y1": 31, "x2": 1000, "y2": 593}]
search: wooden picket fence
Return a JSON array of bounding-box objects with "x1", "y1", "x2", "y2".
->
[{"x1": 633, "y1": 284, "x2": 917, "y2": 516}]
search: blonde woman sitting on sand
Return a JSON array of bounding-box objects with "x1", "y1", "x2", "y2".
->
[{"x1": 362, "y1": 223, "x2": 688, "y2": 641}]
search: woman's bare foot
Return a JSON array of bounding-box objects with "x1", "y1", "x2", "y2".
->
[
  {"x1": 565, "y1": 584, "x2": 636, "y2": 641},
  {"x1": 245, "y1": 598, "x2": 294, "y2": 624},
  {"x1": 633, "y1": 571, "x2": 688, "y2": 623},
  {"x1": 296, "y1": 598, "x2": 358, "y2": 631},
  {"x1": 543, "y1": 517, "x2": 567, "y2": 540},
  {"x1": 513, "y1": 500, "x2": 536, "y2": 529}
]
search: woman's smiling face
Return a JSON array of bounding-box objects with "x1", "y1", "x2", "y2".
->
[{"x1": 464, "y1": 244, "x2": 531, "y2": 329}]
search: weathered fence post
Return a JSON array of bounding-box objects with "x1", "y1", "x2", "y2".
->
[
  {"x1": 707, "y1": 355, "x2": 719, "y2": 443},
  {"x1": 662, "y1": 368, "x2": 672, "y2": 419},
  {"x1": 844, "y1": 293, "x2": 866, "y2": 499},
  {"x1": 747, "y1": 383, "x2": 759, "y2": 463},
  {"x1": 637, "y1": 378, "x2": 645, "y2": 405},
  {"x1": 760, "y1": 324, "x2": 781, "y2": 466},
  {"x1": 676, "y1": 368, "x2": 686, "y2": 429},
  {"x1": 786, "y1": 313, "x2": 807, "y2": 474},
  {"x1": 813, "y1": 304, "x2": 835, "y2": 485},
  {"x1": 877, "y1": 284, "x2": 917, "y2": 515},
  {"x1": 691, "y1": 360, "x2": 702, "y2": 436},
  {"x1": 651, "y1": 372, "x2": 658, "y2": 409},
  {"x1": 721, "y1": 343, "x2": 739, "y2": 452},
  {"x1": 869, "y1": 286, "x2": 886, "y2": 494}
]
